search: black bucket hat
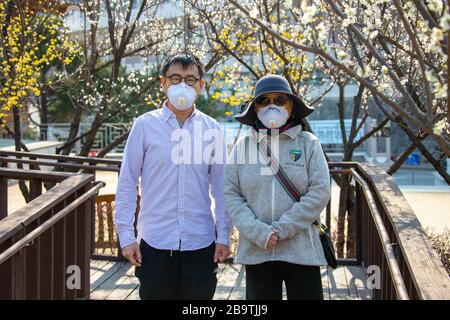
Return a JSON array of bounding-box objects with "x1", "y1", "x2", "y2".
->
[{"x1": 234, "y1": 74, "x2": 314, "y2": 126}]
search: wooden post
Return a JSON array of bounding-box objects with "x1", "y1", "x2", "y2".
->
[
  {"x1": 354, "y1": 183, "x2": 363, "y2": 263},
  {"x1": 12, "y1": 229, "x2": 26, "y2": 299},
  {"x1": 39, "y1": 210, "x2": 55, "y2": 299},
  {"x1": 0, "y1": 238, "x2": 13, "y2": 299},
  {"x1": 65, "y1": 194, "x2": 77, "y2": 299},
  {"x1": 53, "y1": 201, "x2": 66, "y2": 299},
  {"x1": 25, "y1": 219, "x2": 41, "y2": 299},
  {"x1": 76, "y1": 184, "x2": 92, "y2": 299},
  {"x1": 0, "y1": 176, "x2": 8, "y2": 220},
  {"x1": 29, "y1": 178, "x2": 43, "y2": 201}
]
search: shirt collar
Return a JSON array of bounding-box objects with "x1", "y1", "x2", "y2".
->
[
  {"x1": 162, "y1": 100, "x2": 198, "y2": 122},
  {"x1": 252, "y1": 123, "x2": 303, "y2": 142}
]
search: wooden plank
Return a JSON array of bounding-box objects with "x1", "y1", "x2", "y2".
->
[
  {"x1": 228, "y1": 266, "x2": 245, "y2": 300},
  {"x1": 0, "y1": 167, "x2": 73, "y2": 182},
  {"x1": 343, "y1": 266, "x2": 359, "y2": 300},
  {"x1": 90, "y1": 261, "x2": 123, "y2": 292},
  {"x1": 103, "y1": 264, "x2": 139, "y2": 300},
  {"x1": 0, "y1": 158, "x2": 119, "y2": 173},
  {"x1": 327, "y1": 266, "x2": 351, "y2": 300},
  {"x1": 215, "y1": 263, "x2": 226, "y2": 281},
  {"x1": 321, "y1": 266, "x2": 330, "y2": 300},
  {"x1": 0, "y1": 150, "x2": 121, "y2": 166},
  {"x1": 90, "y1": 262, "x2": 130, "y2": 300},
  {"x1": 90, "y1": 260, "x2": 110, "y2": 278},
  {"x1": 346, "y1": 265, "x2": 372, "y2": 300},
  {"x1": 125, "y1": 286, "x2": 140, "y2": 300},
  {"x1": 213, "y1": 264, "x2": 241, "y2": 300}
]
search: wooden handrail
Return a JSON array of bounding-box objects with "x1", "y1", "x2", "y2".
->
[
  {"x1": 325, "y1": 162, "x2": 449, "y2": 299},
  {"x1": 351, "y1": 168, "x2": 409, "y2": 300},
  {"x1": 355, "y1": 163, "x2": 450, "y2": 300},
  {"x1": 0, "y1": 167, "x2": 75, "y2": 182},
  {"x1": 0, "y1": 181, "x2": 104, "y2": 264},
  {"x1": 0, "y1": 157, "x2": 120, "y2": 172},
  {"x1": 0, "y1": 174, "x2": 95, "y2": 244},
  {"x1": 0, "y1": 168, "x2": 104, "y2": 299},
  {"x1": 0, "y1": 150, "x2": 121, "y2": 166}
]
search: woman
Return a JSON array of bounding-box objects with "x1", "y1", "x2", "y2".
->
[{"x1": 224, "y1": 74, "x2": 330, "y2": 300}]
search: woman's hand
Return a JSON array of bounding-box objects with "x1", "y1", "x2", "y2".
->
[
  {"x1": 214, "y1": 243, "x2": 231, "y2": 263},
  {"x1": 266, "y1": 228, "x2": 280, "y2": 249}
]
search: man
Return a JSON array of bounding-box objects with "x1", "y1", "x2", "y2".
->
[{"x1": 115, "y1": 53, "x2": 231, "y2": 300}]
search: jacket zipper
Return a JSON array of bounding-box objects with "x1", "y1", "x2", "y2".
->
[{"x1": 271, "y1": 176, "x2": 275, "y2": 261}]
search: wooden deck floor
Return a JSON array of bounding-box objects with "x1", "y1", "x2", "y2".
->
[{"x1": 90, "y1": 260, "x2": 372, "y2": 300}]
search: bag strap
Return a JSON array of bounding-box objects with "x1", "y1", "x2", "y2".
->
[{"x1": 252, "y1": 134, "x2": 320, "y2": 227}]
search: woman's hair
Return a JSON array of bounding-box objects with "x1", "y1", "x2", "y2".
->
[{"x1": 161, "y1": 53, "x2": 205, "y2": 79}]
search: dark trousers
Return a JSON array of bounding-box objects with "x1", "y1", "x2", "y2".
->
[
  {"x1": 245, "y1": 261, "x2": 323, "y2": 300},
  {"x1": 135, "y1": 240, "x2": 218, "y2": 300}
]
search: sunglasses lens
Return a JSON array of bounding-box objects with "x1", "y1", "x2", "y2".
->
[
  {"x1": 274, "y1": 96, "x2": 287, "y2": 106},
  {"x1": 256, "y1": 97, "x2": 270, "y2": 107}
]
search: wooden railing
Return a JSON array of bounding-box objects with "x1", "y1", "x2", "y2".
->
[
  {"x1": 0, "y1": 151, "x2": 448, "y2": 300},
  {"x1": 0, "y1": 150, "x2": 120, "y2": 258},
  {"x1": 0, "y1": 150, "x2": 121, "y2": 179},
  {"x1": 328, "y1": 162, "x2": 449, "y2": 300},
  {"x1": 0, "y1": 168, "x2": 104, "y2": 299}
]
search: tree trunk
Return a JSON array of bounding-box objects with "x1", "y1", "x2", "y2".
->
[
  {"x1": 39, "y1": 68, "x2": 48, "y2": 140},
  {"x1": 13, "y1": 106, "x2": 30, "y2": 203},
  {"x1": 59, "y1": 104, "x2": 82, "y2": 155},
  {"x1": 79, "y1": 115, "x2": 101, "y2": 157}
]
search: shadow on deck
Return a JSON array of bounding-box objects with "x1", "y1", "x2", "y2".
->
[{"x1": 89, "y1": 260, "x2": 372, "y2": 300}]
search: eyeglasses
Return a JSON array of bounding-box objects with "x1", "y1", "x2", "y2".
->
[
  {"x1": 255, "y1": 95, "x2": 289, "y2": 108},
  {"x1": 166, "y1": 74, "x2": 201, "y2": 87}
]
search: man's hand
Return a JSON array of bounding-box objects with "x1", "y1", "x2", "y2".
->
[
  {"x1": 122, "y1": 243, "x2": 142, "y2": 267},
  {"x1": 266, "y1": 228, "x2": 279, "y2": 250},
  {"x1": 214, "y1": 243, "x2": 231, "y2": 263}
]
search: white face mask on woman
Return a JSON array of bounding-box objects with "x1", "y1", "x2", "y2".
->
[
  {"x1": 167, "y1": 82, "x2": 197, "y2": 111},
  {"x1": 256, "y1": 104, "x2": 289, "y2": 129}
]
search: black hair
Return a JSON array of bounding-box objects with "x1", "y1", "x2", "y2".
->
[{"x1": 161, "y1": 53, "x2": 205, "y2": 79}]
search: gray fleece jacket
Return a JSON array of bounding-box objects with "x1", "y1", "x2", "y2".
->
[{"x1": 224, "y1": 124, "x2": 330, "y2": 266}]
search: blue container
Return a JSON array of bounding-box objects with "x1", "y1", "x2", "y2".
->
[{"x1": 406, "y1": 152, "x2": 420, "y2": 165}]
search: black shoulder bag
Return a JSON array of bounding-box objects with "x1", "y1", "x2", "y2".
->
[{"x1": 254, "y1": 135, "x2": 337, "y2": 269}]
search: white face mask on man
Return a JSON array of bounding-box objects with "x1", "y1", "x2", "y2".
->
[
  {"x1": 167, "y1": 82, "x2": 197, "y2": 111},
  {"x1": 256, "y1": 104, "x2": 289, "y2": 129}
]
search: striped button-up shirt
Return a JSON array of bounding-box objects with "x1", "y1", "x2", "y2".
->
[{"x1": 115, "y1": 101, "x2": 232, "y2": 251}]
